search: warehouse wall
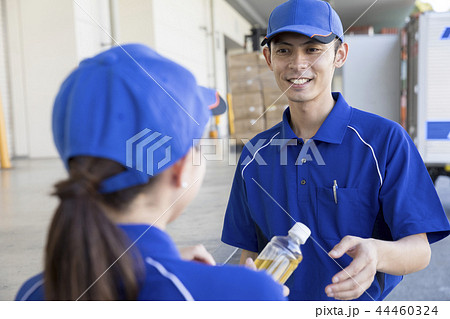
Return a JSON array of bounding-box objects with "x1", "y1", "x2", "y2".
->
[
  {"x1": 74, "y1": 0, "x2": 112, "y2": 61},
  {"x1": 212, "y1": 0, "x2": 253, "y2": 100},
  {"x1": 0, "y1": 0, "x2": 13, "y2": 157},
  {"x1": 116, "y1": 0, "x2": 156, "y2": 48},
  {"x1": 4, "y1": 0, "x2": 79, "y2": 158},
  {"x1": 3, "y1": 0, "x2": 251, "y2": 158},
  {"x1": 117, "y1": 0, "x2": 252, "y2": 137},
  {"x1": 152, "y1": 0, "x2": 212, "y2": 87}
]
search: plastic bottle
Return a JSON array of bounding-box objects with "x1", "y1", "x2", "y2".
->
[{"x1": 254, "y1": 222, "x2": 311, "y2": 284}]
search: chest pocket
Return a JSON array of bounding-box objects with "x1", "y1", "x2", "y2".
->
[{"x1": 316, "y1": 187, "x2": 370, "y2": 242}]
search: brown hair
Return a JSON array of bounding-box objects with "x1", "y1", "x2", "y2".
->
[{"x1": 44, "y1": 156, "x2": 155, "y2": 300}]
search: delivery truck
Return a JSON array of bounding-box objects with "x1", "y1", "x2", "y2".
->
[{"x1": 402, "y1": 11, "x2": 450, "y2": 183}]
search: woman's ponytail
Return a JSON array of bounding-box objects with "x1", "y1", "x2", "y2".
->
[{"x1": 44, "y1": 157, "x2": 145, "y2": 300}]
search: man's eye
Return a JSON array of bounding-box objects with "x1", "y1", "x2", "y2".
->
[
  {"x1": 307, "y1": 48, "x2": 320, "y2": 53},
  {"x1": 276, "y1": 48, "x2": 289, "y2": 54}
]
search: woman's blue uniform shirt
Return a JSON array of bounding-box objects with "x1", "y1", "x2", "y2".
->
[
  {"x1": 16, "y1": 225, "x2": 286, "y2": 301},
  {"x1": 221, "y1": 92, "x2": 450, "y2": 301}
]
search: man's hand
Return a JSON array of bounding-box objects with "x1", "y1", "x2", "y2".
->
[
  {"x1": 325, "y1": 233, "x2": 430, "y2": 300},
  {"x1": 179, "y1": 244, "x2": 216, "y2": 265},
  {"x1": 325, "y1": 236, "x2": 378, "y2": 300}
]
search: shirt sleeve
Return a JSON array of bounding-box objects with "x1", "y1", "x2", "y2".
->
[
  {"x1": 221, "y1": 153, "x2": 259, "y2": 252},
  {"x1": 379, "y1": 125, "x2": 450, "y2": 244},
  {"x1": 15, "y1": 274, "x2": 45, "y2": 301}
]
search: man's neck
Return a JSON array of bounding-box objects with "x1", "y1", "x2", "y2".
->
[{"x1": 288, "y1": 93, "x2": 336, "y2": 141}]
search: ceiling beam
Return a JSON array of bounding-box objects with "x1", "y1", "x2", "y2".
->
[{"x1": 233, "y1": 0, "x2": 267, "y2": 27}]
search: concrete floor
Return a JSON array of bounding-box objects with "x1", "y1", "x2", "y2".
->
[{"x1": 1, "y1": 155, "x2": 449, "y2": 301}]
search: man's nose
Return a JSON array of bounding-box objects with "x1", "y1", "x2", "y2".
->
[{"x1": 288, "y1": 51, "x2": 310, "y2": 71}]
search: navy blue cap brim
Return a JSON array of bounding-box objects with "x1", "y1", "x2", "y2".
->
[
  {"x1": 199, "y1": 86, "x2": 227, "y2": 116},
  {"x1": 261, "y1": 25, "x2": 342, "y2": 46}
]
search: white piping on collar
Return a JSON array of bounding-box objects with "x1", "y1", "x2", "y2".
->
[
  {"x1": 241, "y1": 132, "x2": 280, "y2": 179},
  {"x1": 348, "y1": 125, "x2": 383, "y2": 187}
]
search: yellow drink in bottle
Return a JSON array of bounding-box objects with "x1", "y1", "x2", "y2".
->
[{"x1": 254, "y1": 223, "x2": 310, "y2": 284}]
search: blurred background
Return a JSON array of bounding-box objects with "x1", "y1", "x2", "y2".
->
[{"x1": 0, "y1": 0, "x2": 449, "y2": 301}]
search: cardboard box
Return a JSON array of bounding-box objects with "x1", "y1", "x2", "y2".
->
[
  {"x1": 228, "y1": 52, "x2": 259, "y2": 68},
  {"x1": 228, "y1": 65, "x2": 260, "y2": 82},
  {"x1": 233, "y1": 118, "x2": 265, "y2": 134},
  {"x1": 263, "y1": 89, "x2": 289, "y2": 107},
  {"x1": 265, "y1": 104, "x2": 288, "y2": 121},
  {"x1": 233, "y1": 117, "x2": 266, "y2": 144},
  {"x1": 265, "y1": 116, "x2": 284, "y2": 129},
  {"x1": 259, "y1": 68, "x2": 279, "y2": 91},
  {"x1": 232, "y1": 91, "x2": 263, "y2": 107},
  {"x1": 230, "y1": 78, "x2": 261, "y2": 94},
  {"x1": 257, "y1": 53, "x2": 268, "y2": 67},
  {"x1": 233, "y1": 105, "x2": 264, "y2": 121},
  {"x1": 232, "y1": 92, "x2": 264, "y2": 119}
]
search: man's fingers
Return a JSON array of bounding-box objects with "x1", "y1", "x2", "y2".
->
[
  {"x1": 328, "y1": 283, "x2": 367, "y2": 301},
  {"x1": 329, "y1": 235, "x2": 359, "y2": 259},
  {"x1": 326, "y1": 264, "x2": 376, "y2": 300},
  {"x1": 331, "y1": 251, "x2": 373, "y2": 283},
  {"x1": 326, "y1": 276, "x2": 371, "y2": 300}
]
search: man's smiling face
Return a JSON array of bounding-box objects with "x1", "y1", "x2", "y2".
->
[{"x1": 263, "y1": 32, "x2": 346, "y2": 105}]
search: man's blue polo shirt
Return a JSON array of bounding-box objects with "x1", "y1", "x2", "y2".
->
[
  {"x1": 221, "y1": 92, "x2": 450, "y2": 301},
  {"x1": 16, "y1": 225, "x2": 285, "y2": 301}
]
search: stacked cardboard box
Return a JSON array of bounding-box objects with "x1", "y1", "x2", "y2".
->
[
  {"x1": 228, "y1": 53, "x2": 265, "y2": 144},
  {"x1": 228, "y1": 52, "x2": 289, "y2": 144},
  {"x1": 259, "y1": 67, "x2": 289, "y2": 129}
]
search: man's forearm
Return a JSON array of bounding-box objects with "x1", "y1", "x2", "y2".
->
[
  {"x1": 375, "y1": 233, "x2": 431, "y2": 276},
  {"x1": 326, "y1": 233, "x2": 432, "y2": 300}
]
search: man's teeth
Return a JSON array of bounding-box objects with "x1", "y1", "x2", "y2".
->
[{"x1": 290, "y1": 78, "x2": 310, "y2": 85}]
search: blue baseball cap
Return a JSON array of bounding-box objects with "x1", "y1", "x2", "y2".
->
[
  {"x1": 52, "y1": 44, "x2": 226, "y2": 193},
  {"x1": 261, "y1": 0, "x2": 344, "y2": 46}
]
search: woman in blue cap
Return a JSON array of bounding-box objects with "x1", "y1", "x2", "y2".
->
[{"x1": 15, "y1": 44, "x2": 286, "y2": 301}]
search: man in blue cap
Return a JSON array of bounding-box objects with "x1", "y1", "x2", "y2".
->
[{"x1": 222, "y1": 0, "x2": 450, "y2": 300}]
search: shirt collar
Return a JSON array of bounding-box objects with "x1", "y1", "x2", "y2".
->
[
  {"x1": 280, "y1": 92, "x2": 351, "y2": 146},
  {"x1": 119, "y1": 224, "x2": 181, "y2": 260}
]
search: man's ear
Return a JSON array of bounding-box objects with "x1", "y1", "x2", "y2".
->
[
  {"x1": 263, "y1": 46, "x2": 273, "y2": 71},
  {"x1": 334, "y1": 42, "x2": 349, "y2": 68}
]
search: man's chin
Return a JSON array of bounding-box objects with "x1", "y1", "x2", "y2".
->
[{"x1": 286, "y1": 93, "x2": 312, "y2": 104}]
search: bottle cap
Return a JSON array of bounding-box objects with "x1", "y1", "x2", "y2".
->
[{"x1": 288, "y1": 222, "x2": 311, "y2": 244}]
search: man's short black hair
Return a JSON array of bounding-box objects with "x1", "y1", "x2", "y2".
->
[{"x1": 267, "y1": 37, "x2": 342, "y2": 55}]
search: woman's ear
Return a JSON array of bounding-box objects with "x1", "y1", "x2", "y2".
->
[
  {"x1": 334, "y1": 42, "x2": 349, "y2": 68},
  {"x1": 169, "y1": 149, "x2": 191, "y2": 188}
]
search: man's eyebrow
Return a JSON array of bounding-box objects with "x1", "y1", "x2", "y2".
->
[
  {"x1": 272, "y1": 41, "x2": 293, "y2": 46},
  {"x1": 272, "y1": 39, "x2": 320, "y2": 46}
]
